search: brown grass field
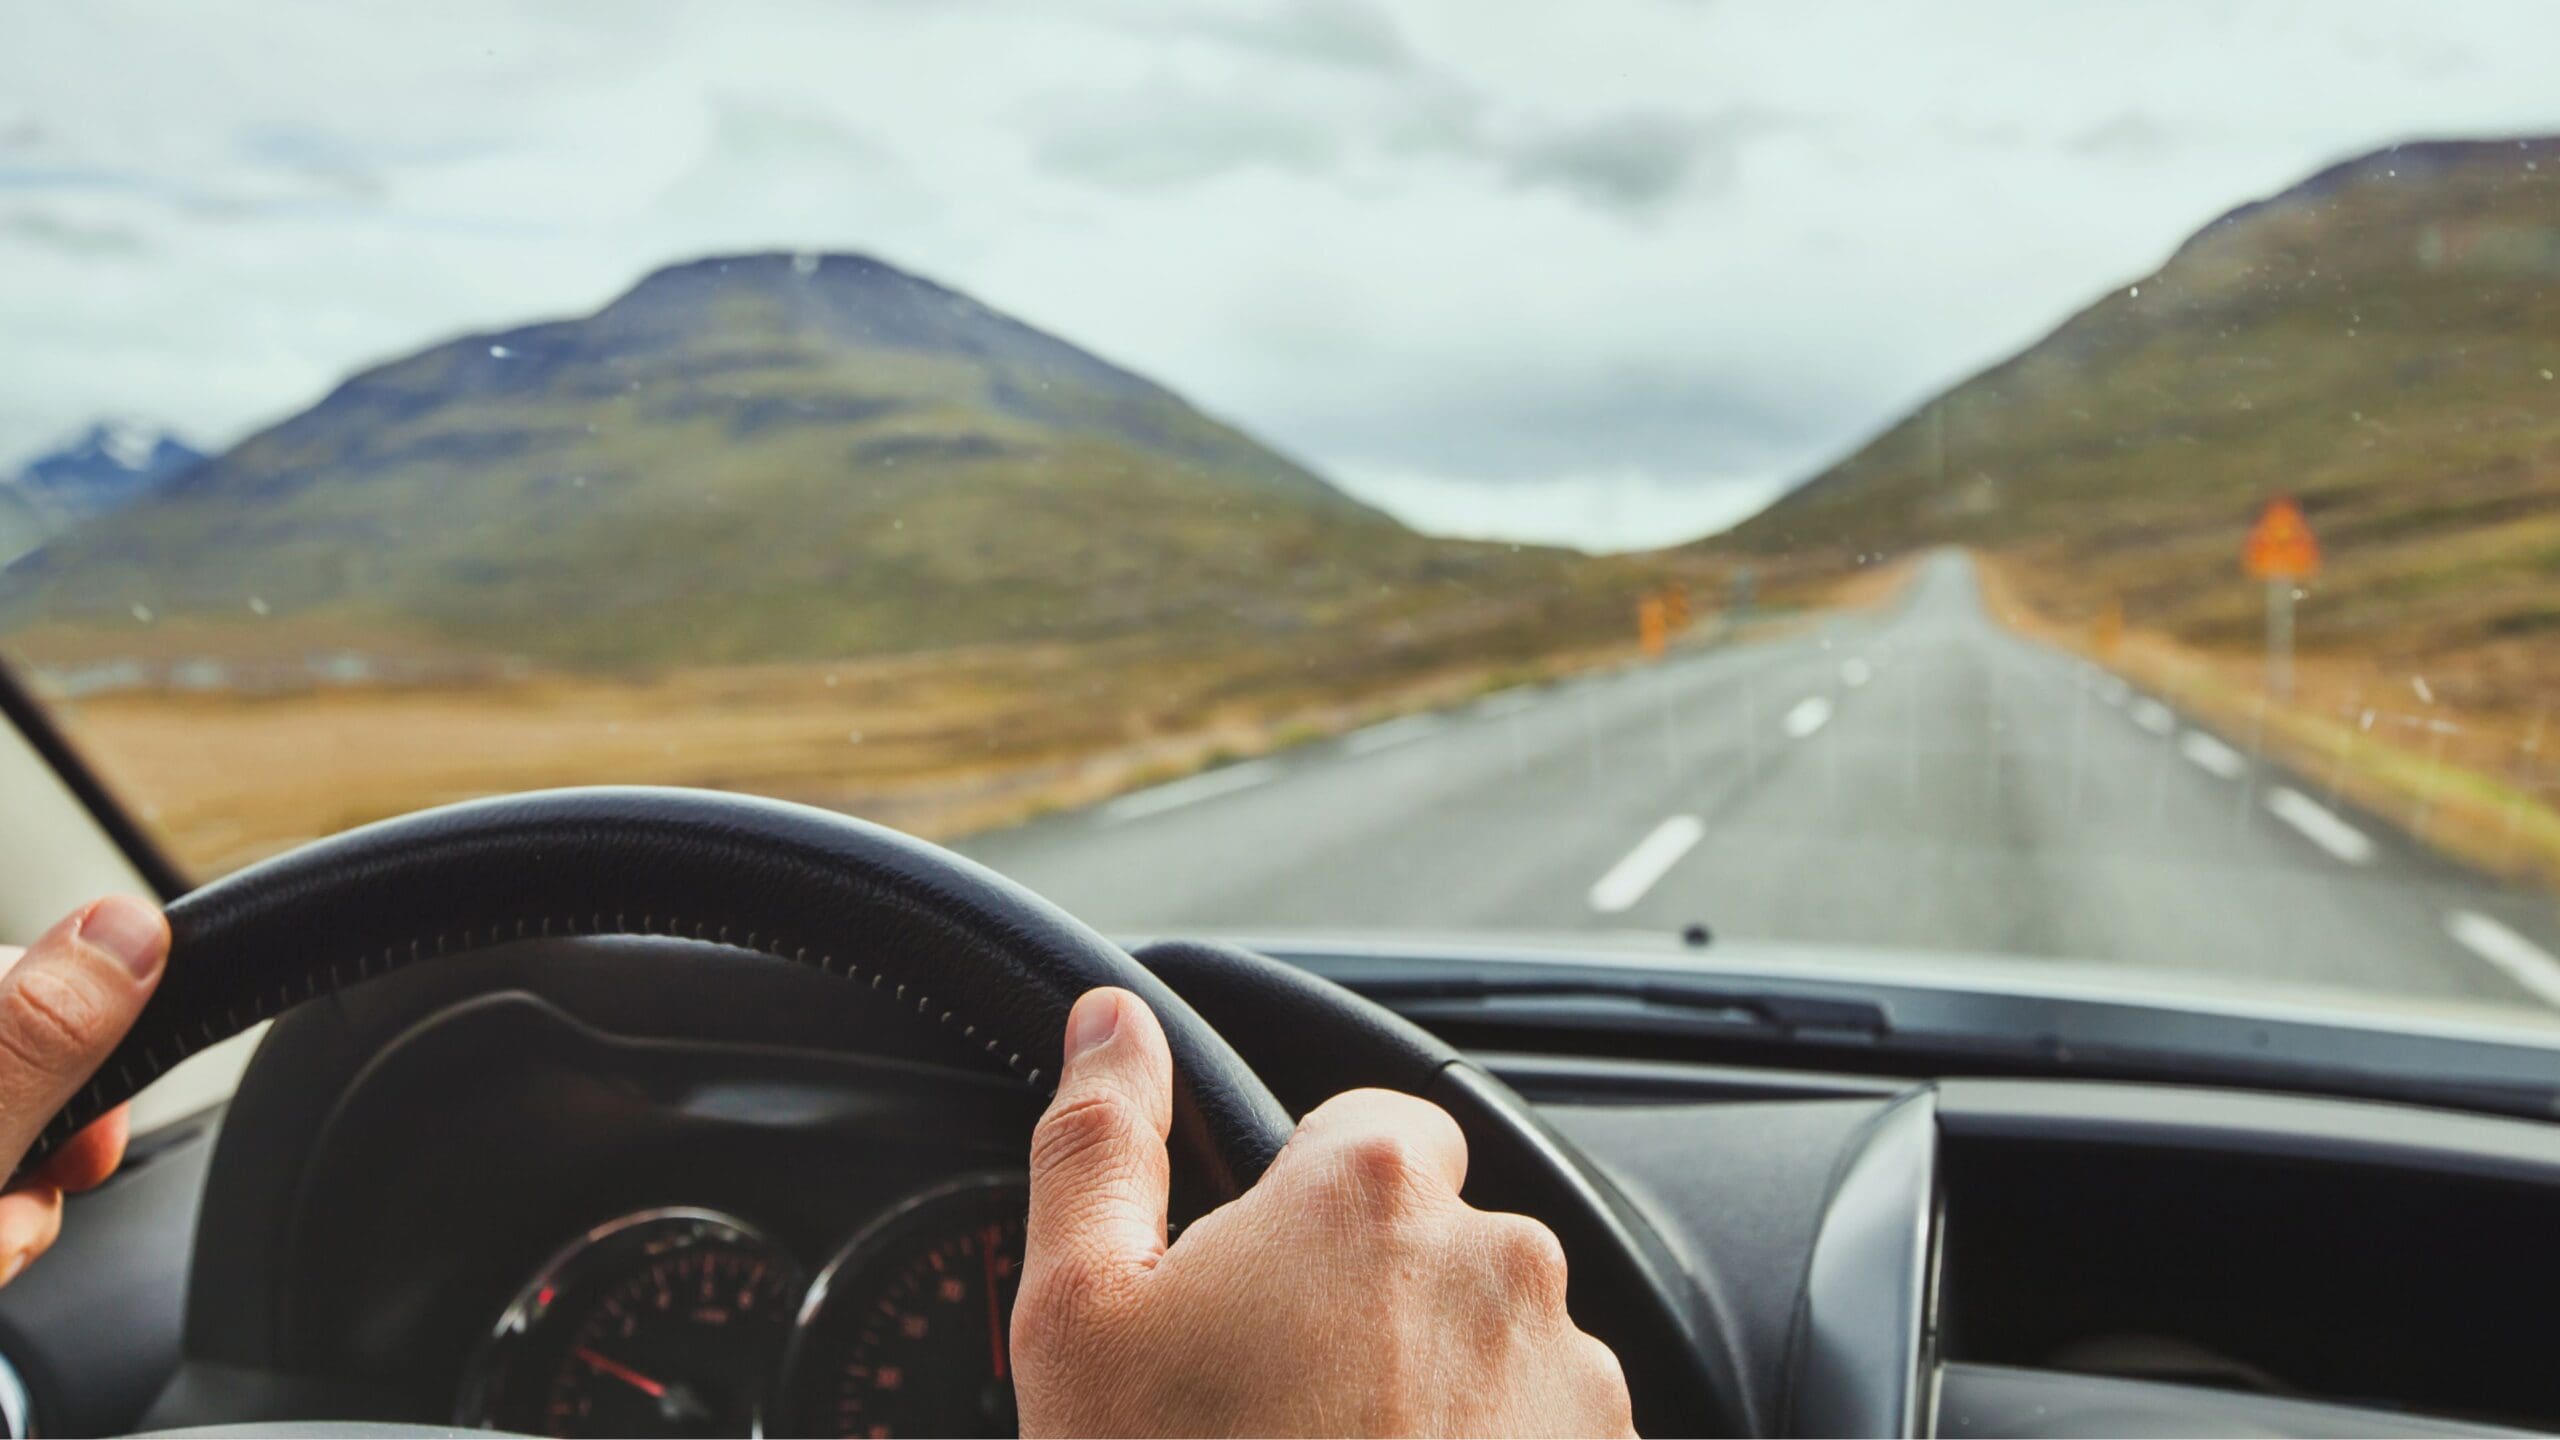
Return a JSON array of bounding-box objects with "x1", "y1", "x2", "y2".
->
[
  {"x1": 28, "y1": 556, "x2": 2014, "y2": 880},
  {"x1": 51, "y1": 598, "x2": 1788, "y2": 879}
]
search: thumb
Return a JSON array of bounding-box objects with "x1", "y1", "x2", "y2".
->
[
  {"x1": 1023, "y1": 987, "x2": 1175, "y2": 1293},
  {"x1": 0, "y1": 897, "x2": 168, "y2": 1170}
]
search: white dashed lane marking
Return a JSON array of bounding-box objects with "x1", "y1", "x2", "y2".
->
[
  {"x1": 1101, "y1": 760, "x2": 1280, "y2": 821},
  {"x1": 1783, "y1": 696, "x2": 1834, "y2": 739},
  {"x1": 1840, "y1": 658, "x2": 1873, "y2": 688},
  {"x1": 2446, "y1": 911, "x2": 2560, "y2": 1009},
  {"x1": 2131, "y1": 699, "x2": 2177, "y2": 736},
  {"x1": 1345, "y1": 714, "x2": 1445, "y2": 755},
  {"x1": 2264, "y1": 787, "x2": 2375, "y2": 864},
  {"x1": 1588, "y1": 815, "x2": 1707, "y2": 914},
  {"x1": 2178, "y1": 730, "x2": 2247, "y2": 779}
]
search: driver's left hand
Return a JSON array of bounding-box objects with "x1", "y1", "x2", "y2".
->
[{"x1": 0, "y1": 895, "x2": 169, "y2": 1285}]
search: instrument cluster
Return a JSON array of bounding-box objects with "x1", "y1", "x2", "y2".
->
[{"x1": 456, "y1": 1176, "x2": 1026, "y2": 1439}]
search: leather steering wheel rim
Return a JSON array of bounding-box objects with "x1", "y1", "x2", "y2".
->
[{"x1": 18, "y1": 785, "x2": 1295, "y2": 1203}]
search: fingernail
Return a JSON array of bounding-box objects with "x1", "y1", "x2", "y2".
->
[
  {"x1": 1064, "y1": 989, "x2": 1123, "y2": 1064},
  {"x1": 78, "y1": 896, "x2": 167, "y2": 980}
]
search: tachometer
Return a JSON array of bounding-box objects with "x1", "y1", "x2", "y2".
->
[
  {"x1": 457, "y1": 1208, "x2": 804, "y2": 1438},
  {"x1": 770, "y1": 1176, "x2": 1028, "y2": 1439}
]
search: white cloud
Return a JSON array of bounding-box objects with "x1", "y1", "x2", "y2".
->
[{"x1": 4, "y1": 0, "x2": 2558, "y2": 548}]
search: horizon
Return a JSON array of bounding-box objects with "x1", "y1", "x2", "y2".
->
[{"x1": 11, "y1": 2, "x2": 2560, "y2": 551}]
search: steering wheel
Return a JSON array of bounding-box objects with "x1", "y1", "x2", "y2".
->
[
  {"x1": 18, "y1": 786, "x2": 1294, "y2": 1202},
  {"x1": 19, "y1": 786, "x2": 1737, "y2": 1436}
]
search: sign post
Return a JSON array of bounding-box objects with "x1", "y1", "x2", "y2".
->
[{"x1": 2241, "y1": 497, "x2": 2322, "y2": 702}]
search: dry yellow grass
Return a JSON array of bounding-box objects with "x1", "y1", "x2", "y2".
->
[
  {"x1": 1977, "y1": 554, "x2": 2560, "y2": 891},
  {"x1": 36, "y1": 548, "x2": 1919, "y2": 879},
  {"x1": 55, "y1": 628, "x2": 1666, "y2": 877}
]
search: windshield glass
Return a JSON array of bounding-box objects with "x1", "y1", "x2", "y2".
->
[{"x1": 6, "y1": 2, "x2": 2559, "y2": 1026}]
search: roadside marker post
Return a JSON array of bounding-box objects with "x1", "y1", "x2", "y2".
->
[
  {"x1": 1638, "y1": 595, "x2": 1668, "y2": 659},
  {"x1": 1663, "y1": 582, "x2": 1692, "y2": 634},
  {"x1": 2093, "y1": 598, "x2": 2124, "y2": 658},
  {"x1": 2242, "y1": 496, "x2": 2322, "y2": 702}
]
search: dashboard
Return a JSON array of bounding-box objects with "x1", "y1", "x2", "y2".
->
[
  {"x1": 455, "y1": 1182, "x2": 1024, "y2": 1437},
  {"x1": 4, "y1": 933, "x2": 2560, "y2": 1437}
]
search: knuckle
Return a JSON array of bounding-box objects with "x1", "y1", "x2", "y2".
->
[
  {"x1": 1011, "y1": 1256, "x2": 1132, "y2": 1372},
  {"x1": 1029, "y1": 1090, "x2": 1138, "y2": 1174},
  {"x1": 1334, "y1": 1132, "x2": 1430, "y2": 1202},
  {"x1": 1574, "y1": 1333, "x2": 1636, "y2": 1428},
  {"x1": 1016, "y1": 1236, "x2": 1116, "y2": 1318},
  {"x1": 1484, "y1": 1212, "x2": 1571, "y2": 1292},
  {"x1": 1495, "y1": 1204, "x2": 1566, "y2": 1270},
  {"x1": 0, "y1": 969, "x2": 110, "y2": 1072},
  {"x1": 1009, "y1": 1268, "x2": 1082, "y2": 1345}
]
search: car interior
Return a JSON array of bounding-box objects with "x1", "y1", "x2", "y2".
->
[
  {"x1": 9, "y1": 8, "x2": 2560, "y2": 1439},
  {"x1": 4, "y1": 682, "x2": 2559, "y2": 1440}
]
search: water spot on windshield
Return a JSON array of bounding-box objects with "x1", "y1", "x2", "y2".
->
[
  {"x1": 129, "y1": 602, "x2": 153, "y2": 623},
  {"x1": 488, "y1": 344, "x2": 512, "y2": 359},
  {"x1": 247, "y1": 596, "x2": 270, "y2": 616}
]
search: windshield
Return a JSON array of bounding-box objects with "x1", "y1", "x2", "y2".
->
[{"x1": 5, "y1": 2, "x2": 2559, "y2": 1028}]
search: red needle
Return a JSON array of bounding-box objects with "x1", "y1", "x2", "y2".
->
[
  {"x1": 983, "y1": 1228, "x2": 1009, "y2": 1381},
  {"x1": 574, "y1": 1346, "x2": 668, "y2": 1399}
]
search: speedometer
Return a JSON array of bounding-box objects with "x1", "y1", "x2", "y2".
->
[
  {"x1": 770, "y1": 1176, "x2": 1028, "y2": 1439},
  {"x1": 457, "y1": 1208, "x2": 804, "y2": 1438}
]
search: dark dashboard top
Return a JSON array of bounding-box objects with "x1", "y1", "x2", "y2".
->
[{"x1": 4, "y1": 937, "x2": 2558, "y2": 1438}]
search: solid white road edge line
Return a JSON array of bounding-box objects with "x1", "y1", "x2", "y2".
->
[
  {"x1": 1345, "y1": 713, "x2": 1447, "y2": 755},
  {"x1": 1101, "y1": 759, "x2": 1281, "y2": 821}
]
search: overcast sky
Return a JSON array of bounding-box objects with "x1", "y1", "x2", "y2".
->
[{"x1": 5, "y1": 1, "x2": 2559, "y2": 550}]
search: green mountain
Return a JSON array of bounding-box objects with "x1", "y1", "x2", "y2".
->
[
  {"x1": 4, "y1": 252, "x2": 1562, "y2": 666},
  {"x1": 1732, "y1": 137, "x2": 2560, "y2": 660}
]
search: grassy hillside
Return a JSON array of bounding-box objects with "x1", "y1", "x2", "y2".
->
[
  {"x1": 0, "y1": 251, "x2": 1723, "y2": 872},
  {"x1": 1729, "y1": 136, "x2": 2560, "y2": 882},
  {"x1": 2, "y1": 252, "x2": 1588, "y2": 668},
  {"x1": 1737, "y1": 137, "x2": 2560, "y2": 700}
]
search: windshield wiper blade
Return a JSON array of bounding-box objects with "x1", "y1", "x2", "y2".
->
[{"x1": 1353, "y1": 973, "x2": 1893, "y2": 1040}]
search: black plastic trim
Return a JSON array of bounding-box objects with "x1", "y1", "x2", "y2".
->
[
  {"x1": 1786, "y1": 1090, "x2": 1938, "y2": 1438},
  {"x1": 1936, "y1": 1078, "x2": 2560, "y2": 1184},
  {"x1": 1933, "y1": 1362, "x2": 2532, "y2": 1439},
  {"x1": 0, "y1": 658, "x2": 189, "y2": 899}
]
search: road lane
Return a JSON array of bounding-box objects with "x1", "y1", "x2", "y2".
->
[{"x1": 956, "y1": 552, "x2": 2560, "y2": 1011}]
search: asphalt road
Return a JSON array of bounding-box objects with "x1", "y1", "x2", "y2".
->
[{"x1": 961, "y1": 552, "x2": 2560, "y2": 1013}]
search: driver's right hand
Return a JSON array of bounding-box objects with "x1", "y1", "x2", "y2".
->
[{"x1": 1014, "y1": 986, "x2": 1637, "y2": 1438}]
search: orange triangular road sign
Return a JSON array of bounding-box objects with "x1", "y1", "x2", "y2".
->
[{"x1": 2243, "y1": 496, "x2": 2321, "y2": 581}]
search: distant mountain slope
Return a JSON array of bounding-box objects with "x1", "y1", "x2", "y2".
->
[
  {"x1": 4, "y1": 253, "x2": 1561, "y2": 666},
  {"x1": 1732, "y1": 136, "x2": 2560, "y2": 662},
  {"x1": 13, "y1": 420, "x2": 204, "y2": 520},
  {"x1": 0, "y1": 421, "x2": 203, "y2": 564},
  {"x1": 0, "y1": 487, "x2": 46, "y2": 568}
]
